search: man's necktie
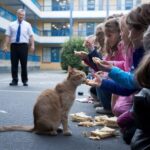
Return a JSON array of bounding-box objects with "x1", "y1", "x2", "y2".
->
[{"x1": 16, "y1": 23, "x2": 21, "y2": 43}]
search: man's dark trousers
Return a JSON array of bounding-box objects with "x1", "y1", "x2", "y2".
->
[{"x1": 10, "y1": 43, "x2": 28, "y2": 83}]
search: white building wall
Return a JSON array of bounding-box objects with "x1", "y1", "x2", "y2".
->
[
  {"x1": 33, "y1": 33, "x2": 69, "y2": 44},
  {"x1": 0, "y1": 17, "x2": 10, "y2": 31}
]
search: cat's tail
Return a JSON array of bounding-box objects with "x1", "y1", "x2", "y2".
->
[{"x1": 0, "y1": 125, "x2": 34, "y2": 132}]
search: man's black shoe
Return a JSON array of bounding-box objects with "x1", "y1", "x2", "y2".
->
[
  {"x1": 23, "y1": 82, "x2": 28, "y2": 86},
  {"x1": 9, "y1": 82, "x2": 18, "y2": 86}
]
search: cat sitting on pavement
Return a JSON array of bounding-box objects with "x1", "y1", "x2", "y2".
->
[{"x1": 0, "y1": 66, "x2": 86, "y2": 136}]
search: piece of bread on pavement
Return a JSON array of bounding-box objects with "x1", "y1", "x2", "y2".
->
[
  {"x1": 78, "y1": 121, "x2": 95, "y2": 127},
  {"x1": 90, "y1": 126, "x2": 116, "y2": 139},
  {"x1": 94, "y1": 115, "x2": 118, "y2": 127},
  {"x1": 94, "y1": 115, "x2": 108, "y2": 125},
  {"x1": 94, "y1": 115, "x2": 108, "y2": 122},
  {"x1": 70, "y1": 112, "x2": 93, "y2": 122}
]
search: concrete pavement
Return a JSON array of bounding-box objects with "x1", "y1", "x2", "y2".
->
[{"x1": 0, "y1": 70, "x2": 130, "y2": 150}]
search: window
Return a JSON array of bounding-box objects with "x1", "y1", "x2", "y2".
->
[
  {"x1": 52, "y1": 0, "x2": 70, "y2": 11},
  {"x1": 125, "y1": 0, "x2": 133, "y2": 10},
  {"x1": 116, "y1": 0, "x2": 122, "y2": 10},
  {"x1": 42, "y1": 48, "x2": 51, "y2": 62},
  {"x1": 51, "y1": 22, "x2": 70, "y2": 36},
  {"x1": 51, "y1": 48, "x2": 60, "y2": 62},
  {"x1": 42, "y1": 47, "x2": 61, "y2": 62},
  {"x1": 87, "y1": 0, "x2": 95, "y2": 10},
  {"x1": 86, "y1": 23, "x2": 95, "y2": 36},
  {"x1": 99, "y1": 0, "x2": 103, "y2": 10},
  {"x1": 78, "y1": 23, "x2": 86, "y2": 36},
  {"x1": 79, "y1": 0, "x2": 84, "y2": 10},
  {"x1": 43, "y1": 23, "x2": 51, "y2": 36},
  {"x1": 44, "y1": 0, "x2": 52, "y2": 11}
]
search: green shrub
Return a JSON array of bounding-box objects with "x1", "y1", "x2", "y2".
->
[{"x1": 61, "y1": 38, "x2": 88, "y2": 73}]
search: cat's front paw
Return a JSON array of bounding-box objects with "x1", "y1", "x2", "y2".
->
[
  {"x1": 63, "y1": 130, "x2": 72, "y2": 136},
  {"x1": 50, "y1": 130, "x2": 58, "y2": 136}
]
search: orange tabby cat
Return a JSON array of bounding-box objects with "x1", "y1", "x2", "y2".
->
[{"x1": 0, "y1": 67, "x2": 86, "y2": 136}]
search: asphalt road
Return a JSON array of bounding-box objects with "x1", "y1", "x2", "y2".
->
[{"x1": 0, "y1": 70, "x2": 130, "y2": 150}]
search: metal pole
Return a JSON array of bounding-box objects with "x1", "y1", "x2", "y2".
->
[{"x1": 69, "y1": 0, "x2": 73, "y2": 39}]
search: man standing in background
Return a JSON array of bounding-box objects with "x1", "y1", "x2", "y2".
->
[{"x1": 3, "y1": 9, "x2": 35, "y2": 86}]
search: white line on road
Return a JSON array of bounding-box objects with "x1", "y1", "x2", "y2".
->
[
  {"x1": 0, "y1": 90, "x2": 41, "y2": 93},
  {"x1": 0, "y1": 110, "x2": 8, "y2": 114}
]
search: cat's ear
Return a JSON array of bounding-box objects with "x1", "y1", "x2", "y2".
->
[
  {"x1": 68, "y1": 66, "x2": 76, "y2": 74},
  {"x1": 67, "y1": 66, "x2": 77, "y2": 79}
]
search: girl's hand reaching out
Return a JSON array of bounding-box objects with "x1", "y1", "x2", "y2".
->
[
  {"x1": 86, "y1": 71, "x2": 103, "y2": 87},
  {"x1": 92, "y1": 57, "x2": 113, "y2": 72},
  {"x1": 74, "y1": 51, "x2": 88, "y2": 59}
]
